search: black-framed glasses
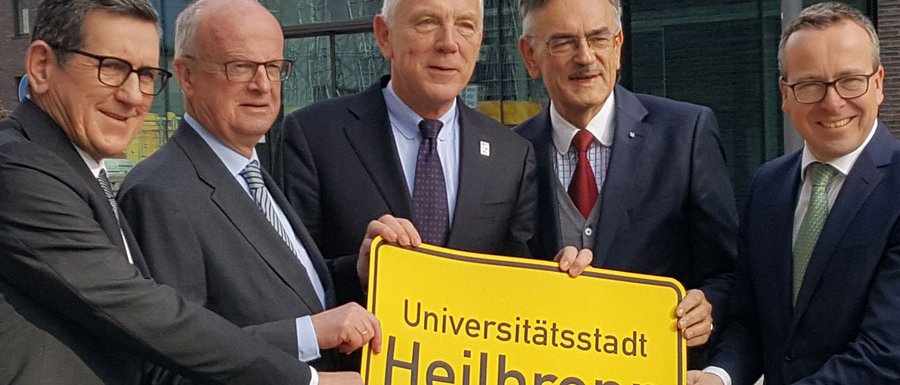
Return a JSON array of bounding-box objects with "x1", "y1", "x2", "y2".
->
[
  {"x1": 187, "y1": 57, "x2": 295, "y2": 83},
  {"x1": 535, "y1": 32, "x2": 619, "y2": 57},
  {"x1": 58, "y1": 48, "x2": 172, "y2": 96},
  {"x1": 781, "y1": 70, "x2": 879, "y2": 104}
]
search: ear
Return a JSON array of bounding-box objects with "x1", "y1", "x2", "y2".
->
[
  {"x1": 373, "y1": 15, "x2": 393, "y2": 60},
  {"x1": 779, "y1": 77, "x2": 791, "y2": 113},
  {"x1": 875, "y1": 65, "x2": 885, "y2": 107},
  {"x1": 25, "y1": 41, "x2": 56, "y2": 95},
  {"x1": 518, "y1": 36, "x2": 541, "y2": 79},
  {"x1": 173, "y1": 57, "x2": 193, "y2": 97},
  {"x1": 613, "y1": 29, "x2": 624, "y2": 71}
]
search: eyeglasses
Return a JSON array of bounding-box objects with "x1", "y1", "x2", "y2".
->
[
  {"x1": 781, "y1": 70, "x2": 879, "y2": 104},
  {"x1": 538, "y1": 32, "x2": 619, "y2": 57},
  {"x1": 59, "y1": 48, "x2": 172, "y2": 96},
  {"x1": 187, "y1": 57, "x2": 295, "y2": 83}
]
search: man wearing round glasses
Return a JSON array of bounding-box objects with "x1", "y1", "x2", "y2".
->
[
  {"x1": 692, "y1": 2, "x2": 900, "y2": 385},
  {"x1": 514, "y1": 0, "x2": 737, "y2": 368}
]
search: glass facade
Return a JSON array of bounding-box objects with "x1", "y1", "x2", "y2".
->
[{"x1": 142, "y1": 0, "x2": 871, "y2": 200}]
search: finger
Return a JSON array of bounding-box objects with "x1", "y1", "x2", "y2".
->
[
  {"x1": 685, "y1": 331, "x2": 711, "y2": 347},
  {"x1": 365, "y1": 218, "x2": 395, "y2": 243},
  {"x1": 368, "y1": 314, "x2": 383, "y2": 353},
  {"x1": 676, "y1": 289, "x2": 705, "y2": 317},
  {"x1": 568, "y1": 248, "x2": 592, "y2": 277},
  {"x1": 395, "y1": 217, "x2": 422, "y2": 247},
  {"x1": 554, "y1": 246, "x2": 577, "y2": 268},
  {"x1": 683, "y1": 320, "x2": 713, "y2": 345}
]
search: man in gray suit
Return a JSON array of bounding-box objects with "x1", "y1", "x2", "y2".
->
[
  {"x1": 118, "y1": 1, "x2": 399, "y2": 383},
  {"x1": 0, "y1": 0, "x2": 373, "y2": 383}
]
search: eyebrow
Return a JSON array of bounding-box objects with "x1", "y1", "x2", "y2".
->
[{"x1": 547, "y1": 27, "x2": 614, "y2": 40}]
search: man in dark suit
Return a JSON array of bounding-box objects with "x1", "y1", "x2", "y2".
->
[
  {"x1": 691, "y1": 3, "x2": 900, "y2": 384},
  {"x1": 276, "y1": 0, "x2": 591, "y2": 309},
  {"x1": 514, "y1": 0, "x2": 736, "y2": 361},
  {"x1": 0, "y1": 0, "x2": 356, "y2": 384},
  {"x1": 117, "y1": 1, "x2": 392, "y2": 383}
]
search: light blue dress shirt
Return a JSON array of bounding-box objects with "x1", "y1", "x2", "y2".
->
[
  {"x1": 185, "y1": 114, "x2": 324, "y2": 364},
  {"x1": 382, "y1": 81, "x2": 460, "y2": 223}
]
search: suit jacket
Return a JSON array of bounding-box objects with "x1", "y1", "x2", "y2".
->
[
  {"x1": 515, "y1": 86, "x2": 737, "y2": 332},
  {"x1": 274, "y1": 76, "x2": 537, "y2": 304},
  {"x1": 0, "y1": 101, "x2": 312, "y2": 384},
  {"x1": 118, "y1": 122, "x2": 337, "y2": 370},
  {"x1": 710, "y1": 124, "x2": 900, "y2": 384}
]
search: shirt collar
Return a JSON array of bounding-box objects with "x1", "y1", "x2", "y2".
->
[
  {"x1": 383, "y1": 80, "x2": 458, "y2": 141},
  {"x1": 73, "y1": 144, "x2": 105, "y2": 178},
  {"x1": 550, "y1": 89, "x2": 616, "y2": 154},
  {"x1": 185, "y1": 113, "x2": 259, "y2": 175},
  {"x1": 800, "y1": 119, "x2": 879, "y2": 180}
]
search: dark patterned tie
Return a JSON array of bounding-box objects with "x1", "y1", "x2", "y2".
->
[
  {"x1": 412, "y1": 119, "x2": 449, "y2": 246},
  {"x1": 568, "y1": 129, "x2": 598, "y2": 218},
  {"x1": 97, "y1": 169, "x2": 119, "y2": 222}
]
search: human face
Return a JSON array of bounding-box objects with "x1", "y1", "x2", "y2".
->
[
  {"x1": 175, "y1": 1, "x2": 283, "y2": 158},
  {"x1": 31, "y1": 10, "x2": 159, "y2": 161},
  {"x1": 374, "y1": 0, "x2": 483, "y2": 119},
  {"x1": 519, "y1": 0, "x2": 622, "y2": 128},
  {"x1": 780, "y1": 20, "x2": 884, "y2": 162}
]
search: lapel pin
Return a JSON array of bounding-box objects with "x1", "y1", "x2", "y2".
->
[
  {"x1": 480, "y1": 141, "x2": 491, "y2": 157},
  {"x1": 628, "y1": 131, "x2": 636, "y2": 138}
]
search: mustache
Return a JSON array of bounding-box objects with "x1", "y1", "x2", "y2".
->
[{"x1": 569, "y1": 64, "x2": 603, "y2": 78}]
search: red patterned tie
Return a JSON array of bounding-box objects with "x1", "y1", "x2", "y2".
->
[{"x1": 568, "y1": 129, "x2": 598, "y2": 218}]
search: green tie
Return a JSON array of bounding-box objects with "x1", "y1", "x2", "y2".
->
[{"x1": 793, "y1": 162, "x2": 838, "y2": 304}]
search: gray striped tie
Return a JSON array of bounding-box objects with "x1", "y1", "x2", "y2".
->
[
  {"x1": 240, "y1": 161, "x2": 298, "y2": 255},
  {"x1": 97, "y1": 169, "x2": 119, "y2": 222}
]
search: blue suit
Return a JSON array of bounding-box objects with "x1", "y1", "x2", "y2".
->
[
  {"x1": 514, "y1": 86, "x2": 737, "y2": 343},
  {"x1": 710, "y1": 124, "x2": 900, "y2": 384}
]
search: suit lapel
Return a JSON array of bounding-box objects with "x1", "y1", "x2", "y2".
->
[
  {"x1": 15, "y1": 101, "x2": 129, "y2": 257},
  {"x1": 522, "y1": 108, "x2": 563, "y2": 258},
  {"x1": 266, "y1": 171, "x2": 336, "y2": 308},
  {"x1": 447, "y1": 104, "x2": 491, "y2": 246},
  {"x1": 174, "y1": 124, "x2": 324, "y2": 313},
  {"x1": 791, "y1": 126, "x2": 893, "y2": 326},
  {"x1": 764, "y1": 154, "x2": 802, "y2": 335},
  {"x1": 592, "y1": 87, "x2": 653, "y2": 266},
  {"x1": 343, "y1": 81, "x2": 413, "y2": 218}
]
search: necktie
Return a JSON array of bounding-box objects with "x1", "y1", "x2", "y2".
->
[
  {"x1": 97, "y1": 169, "x2": 119, "y2": 222},
  {"x1": 240, "y1": 161, "x2": 325, "y2": 304},
  {"x1": 568, "y1": 129, "x2": 598, "y2": 219},
  {"x1": 793, "y1": 162, "x2": 838, "y2": 304},
  {"x1": 412, "y1": 119, "x2": 449, "y2": 245}
]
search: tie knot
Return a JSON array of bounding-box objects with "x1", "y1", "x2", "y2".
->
[
  {"x1": 240, "y1": 161, "x2": 265, "y2": 190},
  {"x1": 418, "y1": 119, "x2": 444, "y2": 140},
  {"x1": 808, "y1": 162, "x2": 837, "y2": 188},
  {"x1": 571, "y1": 130, "x2": 594, "y2": 152}
]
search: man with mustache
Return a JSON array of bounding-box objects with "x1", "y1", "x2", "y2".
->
[{"x1": 514, "y1": 0, "x2": 737, "y2": 367}]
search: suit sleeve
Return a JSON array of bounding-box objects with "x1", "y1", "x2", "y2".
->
[
  {"x1": 503, "y1": 141, "x2": 539, "y2": 257},
  {"x1": 688, "y1": 107, "x2": 738, "y2": 328},
  {"x1": 794, "y1": 222, "x2": 900, "y2": 384},
  {"x1": 0, "y1": 145, "x2": 311, "y2": 384},
  {"x1": 277, "y1": 112, "x2": 366, "y2": 305},
  {"x1": 117, "y1": 179, "x2": 302, "y2": 358}
]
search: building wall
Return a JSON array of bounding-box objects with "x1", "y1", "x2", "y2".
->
[
  {"x1": 879, "y1": 0, "x2": 900, "y2": 136},
  {"x1": 0, "y1": 0, "x2": 30, "y2": 115}
]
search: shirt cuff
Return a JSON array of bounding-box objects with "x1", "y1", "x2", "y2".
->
[
  {"x1": 703, "y1": 366, "x2": 732, "y2": 385},
  {"x1": 309, "y1": 367, "x2": 318, "y2": 385},
  {"x1": 296, "y1": 316, "x2": 321, "y2": 362}
]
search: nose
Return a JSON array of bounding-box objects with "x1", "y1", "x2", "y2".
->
[
  {"x1": 116, "y1": 72, "x2": 146, "y2": 106},
  {"x1": 573, "y1": 38, "x2": 595, "y2": 65},
  {"x1": 435, "y1": 25, "x2": 459, "y2": 54},
  {"x1": 248, "y1": 63, "x2": 273, "y2": 93},
  {"x1": 819, "y1": 83, "x2": 847, "y2": 113}
]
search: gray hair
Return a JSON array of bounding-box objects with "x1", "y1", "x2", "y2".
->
[
  {"x1": 778, "y1": 1, "x2": 879, "y2": 78},
  {"x1": 174, "y1": 0, "x2": 206, "y2": 58},
  {"x1": 380, "y1": 0, "x2": 485, "y2": 24},
  {"x1": 32, "y1": 0, "x2": 159, "y2": 64},
  {"x1": 519, "y1": 0, "x2": 622, "y2": 35}
]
